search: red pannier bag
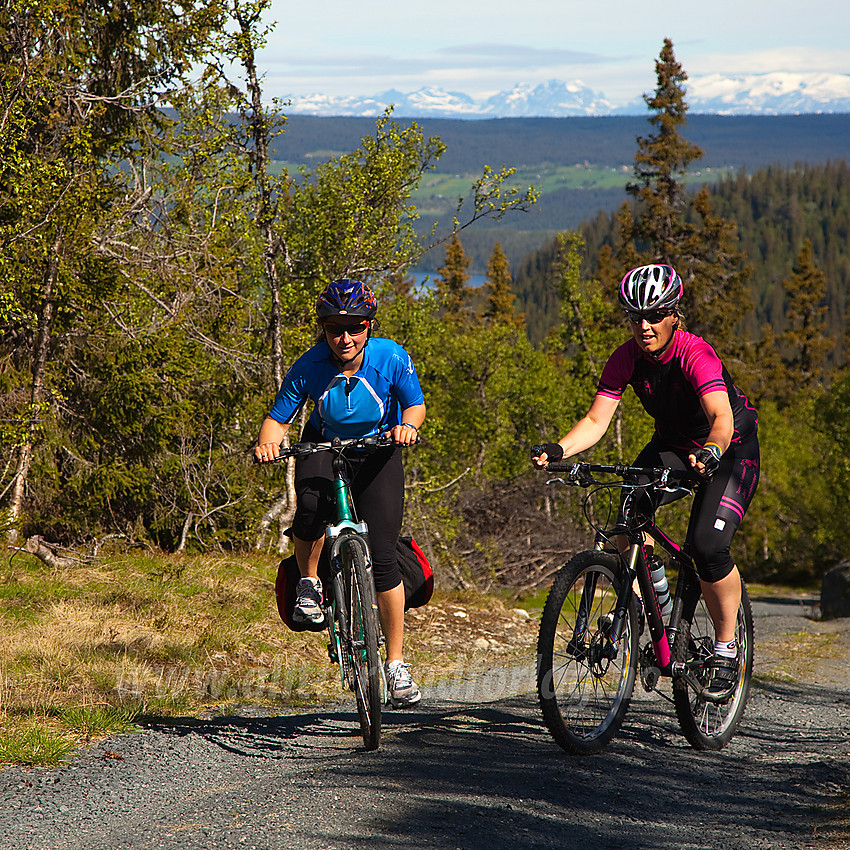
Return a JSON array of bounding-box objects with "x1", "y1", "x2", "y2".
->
[{"x1": 396, "y1": 536, "x2": 434, "y2": 610}]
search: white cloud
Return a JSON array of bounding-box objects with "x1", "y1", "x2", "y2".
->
[
  {"x1": 253, "y1": 0, "x2": 850, "y2": 107},
  {"x1": 690, "y1": 47, "x2": 850, "y2": 77}
]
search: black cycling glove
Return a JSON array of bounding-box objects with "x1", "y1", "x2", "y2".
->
[
  {"x1": 531, "y1": 443, "x2": 564, "y2": 462},
  {"x1": 692, "y1": 444, "x2": 721, "y2": 478}
]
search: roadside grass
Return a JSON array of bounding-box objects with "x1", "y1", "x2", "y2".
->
[
  {"x1": 0, "y1": 549, "x2": 342, "y2": 766},
  {"x1": 0, "y1": 725, "x2": 77, "y2": 767},
  {"x1": 1, "y1": 548, "x2": 813, "y2": 769},
  {"x1": 0, "y1": 548, "x2": 539, "y2": 767},
  {"x1": 752, "y1": 629, "x2": 838, "y2": 685}
]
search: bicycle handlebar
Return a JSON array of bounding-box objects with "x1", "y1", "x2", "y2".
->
[
  {"x1": 254, "y1": 434, "x2": 407, "y2": 464},
  {"x1": 544, "y1": 460, "x2": 699, "y2": 492}
]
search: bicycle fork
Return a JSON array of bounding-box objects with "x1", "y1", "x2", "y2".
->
[{"x1": 325, "y1": 521, "x2": 369, "y2": 688}]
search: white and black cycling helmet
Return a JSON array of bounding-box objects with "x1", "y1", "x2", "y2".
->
[{"x1": 618, "y1": 264, "x2": 683, "y2": 313}]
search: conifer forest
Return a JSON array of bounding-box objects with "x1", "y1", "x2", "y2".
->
[{"x1": 2, "y1": 5, "x2": 849, "y2": 591}]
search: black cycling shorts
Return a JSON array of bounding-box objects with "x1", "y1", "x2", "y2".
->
[
  {"x1": 631, "y1": 432, "x2": 760, "y2": 583},
  {"x1": 291, "y1": 426, "x2": 404, "y2": 593}
]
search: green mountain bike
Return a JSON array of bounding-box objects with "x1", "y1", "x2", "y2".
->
[{"x1": 274, "y1": 436, "x2": 391, "y2": 750}]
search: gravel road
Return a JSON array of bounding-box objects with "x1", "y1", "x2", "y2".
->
[{"x1": 1, "y1": 594, "x2": 848, "y2": 850}]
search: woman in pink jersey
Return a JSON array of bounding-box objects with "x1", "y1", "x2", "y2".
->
[{"x1": 532, "y1": 264, "x2": 759, "y2": 701}]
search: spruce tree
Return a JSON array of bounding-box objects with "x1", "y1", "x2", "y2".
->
[
  {"x1": 436, "y1": 234, "x2": 472, "y2": 322},
  {"x1": 780, "y1": 239, "x2": 831, "y2": 394},
  {"x1": 615, "y1": 39, "x2": 752, "y2": 354},
  {"x1": 628, "y1": 38, "x2": 704, "y2": 259},
  {"x1": 484, "y1": 242, "x2": 521, "y2": 326}
]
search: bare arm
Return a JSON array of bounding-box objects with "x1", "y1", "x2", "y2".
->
[
  {"x1": 255, "y1": 416, "x2": 291, "y2": 462},
  {"x1": 386, "y1": 402, "x2": 426, "y2": 446},
  {"x1": 688, "y1": 390, "x2": 734, "y2": 474},
  {"x1": 533, "y1": 394, "x2": 620, "y2": 468}
]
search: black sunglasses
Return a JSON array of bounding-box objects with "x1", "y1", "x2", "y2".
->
[
  {"x1": 324, "y1": 321, "x2": 370, "y2": 337},
  {"x1": 625, "y1": 309, "x2": 674, "y2": 325}
]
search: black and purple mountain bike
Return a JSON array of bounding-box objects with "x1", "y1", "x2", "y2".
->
[{"x1": 536, "y1": 460, "x2": 753, "y2": 755}]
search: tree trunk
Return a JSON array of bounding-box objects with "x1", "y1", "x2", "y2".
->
[
  {"x1": 17, "y1": 534, "x2": 77, "y2": 569},
  {"x1": 176, "y1": 511, "x2": 194, "y2": 554},
  {"x1": 8, "y1": 231, "x2": 62, "y2": 542},
  {"x1": 254, "y1": 494, "x2": 287, "y2": 552}
]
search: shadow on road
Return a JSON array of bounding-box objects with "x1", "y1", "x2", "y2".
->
[{"x1": 133, "y1": 674, "x2": 849, "y2": 850}]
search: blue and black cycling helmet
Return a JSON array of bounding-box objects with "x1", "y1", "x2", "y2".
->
[
  {"x1": 316, "y1": 278, "x2": 378, "y2": 320},
  {"x1": 618, "y1": 264, "x2": 683, "y2": 313}
]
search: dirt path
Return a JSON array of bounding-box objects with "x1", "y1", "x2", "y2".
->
[{"x1": 0, "y1": 594, "x2": 848, "y2": 850}]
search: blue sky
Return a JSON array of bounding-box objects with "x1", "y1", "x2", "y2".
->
[{"x1": 254, "y1": 0, "x2": 850, "y2": 105}]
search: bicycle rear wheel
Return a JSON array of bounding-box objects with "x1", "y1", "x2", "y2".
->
[
  {"x1": 340, "y1": 533, "x2": 383, "y2": 751},
  {"x1": 537, "y1": 551, "x2": 638, "y2": 756},
  {"x1": 672, "y1": 577, "x2": 753, "y2": 750}
]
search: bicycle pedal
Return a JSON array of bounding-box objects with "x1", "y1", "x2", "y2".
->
[{"x1": 327, "y1": 643, "x2": 338, "y2": 664}]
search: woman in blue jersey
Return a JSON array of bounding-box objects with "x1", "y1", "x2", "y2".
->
[{"x1": 255, "y1": 279, "x2": 426, "y2": 707}]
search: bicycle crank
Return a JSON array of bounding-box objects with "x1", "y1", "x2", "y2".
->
[
  {"x1": 671, "y1": 661, "x2": 706, "y2": 695},
  {"x1": 640, "y1": 643, "x2": 661, "y2": 691}
]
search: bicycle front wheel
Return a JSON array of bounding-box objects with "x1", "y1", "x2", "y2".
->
[
  {"x1": 537, "y1": 551, "x2": 638, "y2": 756},
  {"x1": 672, "y1": 576, "x2": 754, "y2": 750},
  {"x1": 340, "y1": 533, "x2": 383, "y2": 751}
]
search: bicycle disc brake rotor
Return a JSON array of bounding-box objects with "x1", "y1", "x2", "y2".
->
[{"x1": 587, "y1": 631, "x2": 613, "y2": 677}]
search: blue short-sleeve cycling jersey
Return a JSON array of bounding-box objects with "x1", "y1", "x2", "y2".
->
[{"x1": 267, "y1": 337, "x2": 424, "y2": 440}]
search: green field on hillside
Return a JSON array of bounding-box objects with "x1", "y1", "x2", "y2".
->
[
  {"x1": 411, "y1": 163, "x2": 734, "y2": 223},
  {"x1": 270, "y1": 159, "x2": 733, "y2": 225}
]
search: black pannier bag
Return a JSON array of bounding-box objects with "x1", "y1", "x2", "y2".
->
[{"x1": 275, "y1": 535, "x2": 434, "y2": 631}]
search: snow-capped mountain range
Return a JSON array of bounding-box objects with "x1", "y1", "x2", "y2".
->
[{"x1": 284, "y1": 74, "x2": 850, "y2": 118}]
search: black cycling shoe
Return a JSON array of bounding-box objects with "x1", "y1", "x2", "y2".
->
[{"x1": 701, "y1": 653, "x2": 739, "y2": 703}]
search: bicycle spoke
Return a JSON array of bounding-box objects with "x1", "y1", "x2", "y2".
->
[
  {"x1": 537, "y1": 552, "x2": 638, "y2": 755},
  {"x1": 672, "y1": 579, "x2": 753, "y2": 750}
]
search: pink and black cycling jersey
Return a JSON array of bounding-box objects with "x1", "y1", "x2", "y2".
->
[{"x1": 596, "y1": 330, "x2": 758, "y2": 452}]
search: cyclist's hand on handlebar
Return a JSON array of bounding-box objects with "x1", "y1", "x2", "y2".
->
[
  {"x1": 688, "y1": 444, "x2": 721, "y2": 479},
  {"x1": 531, "y1": 442, "x2": 564, "y2": 469},
  {"x1": 254, "y1": 441, "x2": 283, "y2": 463},
  {"x1": 385, "y1": 423, "x2": 420, "y2": 446}
]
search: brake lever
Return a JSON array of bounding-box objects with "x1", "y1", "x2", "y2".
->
[{"x1": 289, "y1": 441, "x2": 317, "y2": 457}]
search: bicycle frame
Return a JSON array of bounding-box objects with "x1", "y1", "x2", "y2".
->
[
  {"x1": 551, "y1": 462, "x2": 699, "y2": 681},
  {"x1": 324, "y1": 450, "x2": 374, "y2": 687},
  {"x1": 600, "y1": 521, "x2": 701, "y2": 678}
]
